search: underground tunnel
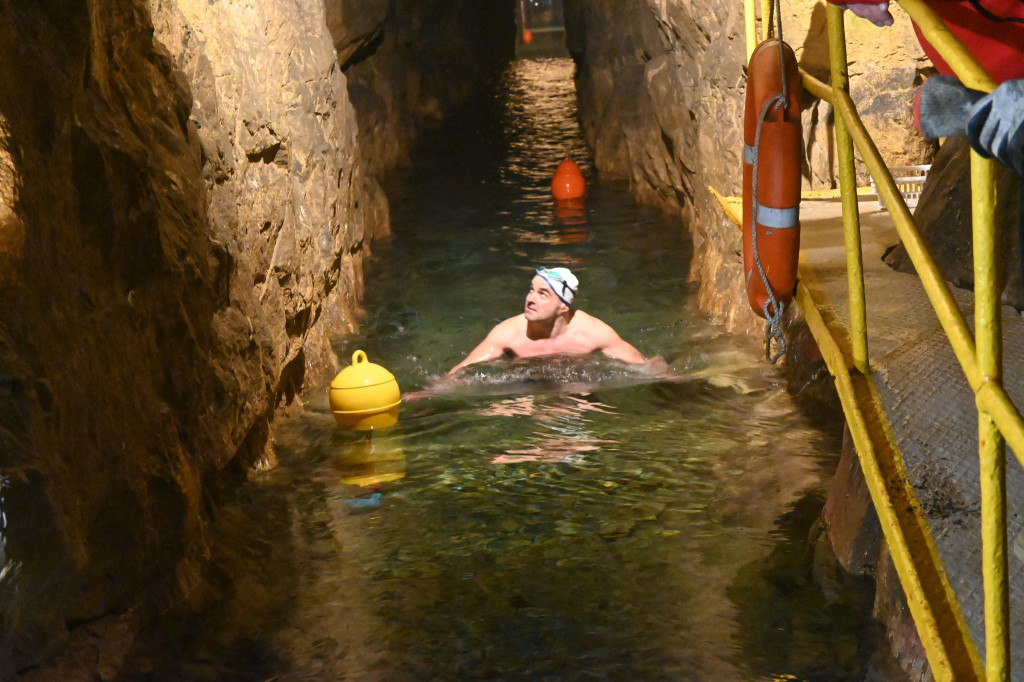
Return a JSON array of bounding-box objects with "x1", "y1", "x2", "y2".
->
[{"x1": 0, "y1": 0, "x2": 1011, "y2": 678}]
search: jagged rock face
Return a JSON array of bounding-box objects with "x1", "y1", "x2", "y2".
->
[
  {"x1": 0, "y1": 0, "x2": 384, "y2": 671},
  {"x1": 566, "y1": 0, "x2": 930, "y2": 335},
  {"x1": 325, "y1": 0, "x2": 390, "y2": 70},
  {"x1": 794, "y1": 3, "x2": 934, "y2": 187},
  {"x1": 149, "y1": 0, "x2": 389, "y2": 385},
  {"x1": 336, "y1": 0, "x2": 516, "y2": 175}
]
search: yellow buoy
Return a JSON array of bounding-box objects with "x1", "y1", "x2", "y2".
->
[{"x1": 329, "y1": 350, "x2": 401, "y2": 430}]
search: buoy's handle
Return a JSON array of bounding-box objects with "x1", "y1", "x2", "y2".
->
[{"x1": 352, "y1": 350, "x2": 368, "y2": 365}]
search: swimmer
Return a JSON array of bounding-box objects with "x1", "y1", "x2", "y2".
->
[{"x1": 448, "y1": 267, "x2": 646, "y2": 375}]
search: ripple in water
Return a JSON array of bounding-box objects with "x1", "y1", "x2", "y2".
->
[{"x1": 164, "y1": 59, "x2": 882, "y2": 682}]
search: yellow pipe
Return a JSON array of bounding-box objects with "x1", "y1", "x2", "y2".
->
[
  {"x1": 761, "y1": 0, "x2": 771, "y2": 40},
  {"x1": 980, "y1": 407, "x2": 1009, "y2": 681},
  {"x1": 800, "y1": 69, "x2": 832, "y2": 102},
  {"x1": 829, "y1": 89, "x2": 982, "y2": 389},
  {"x1": 972, "y1": 156, "x2": 1000, "y2": 381},
  {"x1": 971, "y1": 150, "x2": 1009, "y2": 681},
  {"x1": 744, "y1": 0, "x2": 758, "y2": 59},
  {"x1": 895, "y1": 0, "x2": 997, "y2": 93},
  {"x1": 796, "y1": 280, "x2": 983, "y2": 681},
  {"x1": 826, "y1": 4, "x2": 869, "y2": 374},
  {"x1": 978, "y1": 383, "x2": 1024, "y2": 469}
]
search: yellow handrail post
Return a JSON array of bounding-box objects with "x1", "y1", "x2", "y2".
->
[
  {"x1": 972, "y1": 148, "x2": 1009, "y2": 681},
  {"x1": 833, "y1": 89, "x2": 983, "y2": 387},
  {"x1": 825, "y1": 4, "x2": 869, "y2": 374},
  {"x1": 744, "y1": 0, "x2": 758, "y2": 59},
  {"x1": 745, "y1": 0, "x2": 1024, "y2": 678},
  {"x1": 895, "y1": 1, "x2": 1006, "y2": 676}
]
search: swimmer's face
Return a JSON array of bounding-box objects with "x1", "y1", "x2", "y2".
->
[{"x1": 525, "y1": 275, "x2": 568, "y2": 320}]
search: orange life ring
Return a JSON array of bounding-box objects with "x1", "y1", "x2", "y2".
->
[{"x1": 742, "y1": 38, "x2": 802, "y2": 319}]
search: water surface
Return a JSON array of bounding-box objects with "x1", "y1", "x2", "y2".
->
[{"x1": 182, "y1": 58, "x2": 879, "y2": 681}]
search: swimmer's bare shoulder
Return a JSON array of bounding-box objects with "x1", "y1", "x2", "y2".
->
[
  {"x1": 575, "y1": 311, "x2": 645, "y2": 364},
  {"x1": 447, "y1": 315, "x2": 525, "y2": 375}
]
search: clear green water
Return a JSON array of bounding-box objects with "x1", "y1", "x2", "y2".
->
[{"x1": 181, "y1": 59, "x2": 881, "y2": 681}]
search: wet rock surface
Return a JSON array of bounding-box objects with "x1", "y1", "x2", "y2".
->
[
  {"x1": 0, "y1": 0, "x2": 379, "y2": 676},
  {"x1": 565, "y1": 0, "x2": 930, "y2": 336},
  {"x1": 333, "y1": 0, "x2": 516, "y2": 175}
]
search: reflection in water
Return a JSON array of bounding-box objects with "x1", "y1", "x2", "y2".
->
[
  {"x1": 333, "y1": 434, "x2": 407, "y2": 487},
  {"x1": 553, "y1": 196, "x2": 587, "y2": 227},
  {"x1": 160, "y1": 58, "x2": 883, "y2": 681},
  {"x1": 481, "y1": 393, "x2": 616, "y2": 463}
]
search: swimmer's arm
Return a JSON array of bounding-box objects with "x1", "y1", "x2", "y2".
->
[
  {"x1": 448, "y1": 322, "x2": 514, "y2": 375},
  {"x1": 601, "y1": 336, "x2": 646, "y2": 364},
  {"x1": 589, "y1": 318, "x2": 645, "y2": 364}
]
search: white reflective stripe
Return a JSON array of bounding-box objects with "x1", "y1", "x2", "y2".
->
[
  {"x1": 754, "y1": 203, "x2": 799, "y2": 228},
  {"x1": 746, "y1": 143, "x2": 798, "y2": 227}
]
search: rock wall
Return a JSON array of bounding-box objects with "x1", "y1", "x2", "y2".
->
[
  {"x1": 816, "y1": 430, "x2": 933, "y2": 682},
  {"x1": 565, "y1": 0, "x2": 931, "y2": 336},
  {"x1": 0, "y1": 0, "x2": 385, "y2": 673},
  {"x1": 327, "y1": 0, "x2": 516, "y2": 175}
]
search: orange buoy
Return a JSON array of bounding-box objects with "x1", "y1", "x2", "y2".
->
[
  {"x1": 742, "y1": 38, "x2": 802, "y2": 322},
  {"x1": 551, "y1": 157, "x2": 585, "y2": 200},
  {"x1": 522, "y1": 28, "x2": 533, "y2": 44}
]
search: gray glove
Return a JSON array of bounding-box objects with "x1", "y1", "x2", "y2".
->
[{"x1": 967, "y1": 79, "x2": 1024, "y2": 178}]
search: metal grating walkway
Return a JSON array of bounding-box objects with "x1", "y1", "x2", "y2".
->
[{"x1": 794, "y1": 194, "x2": 1024, "y2": 678}]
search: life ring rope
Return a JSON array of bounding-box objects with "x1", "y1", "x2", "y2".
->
[
  {"x1": 751, "y1": 94, "x2": 789, "y2": 363},
  {"x1": 749, "y1": 0, "x2": 792, "y2": 363}
]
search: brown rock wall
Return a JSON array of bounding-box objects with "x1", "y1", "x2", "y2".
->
[
  {"x1": 0, "y1": 0, "x2": 385, "y2": 673},
  {"x1": 567, "y1": 0, "x2": 931, "y2": 336},
  {"x1": 335, "y1": 0, "x2": 516, "y2": 176},
  {"x1": 149, "y1": 0, "x2": 388, "y2": 383},
  {"x1": 325, "y1": 0, "x2": 390, "y2": 70}
]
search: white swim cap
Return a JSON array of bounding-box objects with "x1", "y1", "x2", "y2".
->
[{"x1": 536, "y1": 267, "x2": 578, "y2": 305}]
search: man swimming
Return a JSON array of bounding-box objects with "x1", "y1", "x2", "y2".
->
[{"x1": 448, "y1": 267, "x2": 645, "y2": 375}]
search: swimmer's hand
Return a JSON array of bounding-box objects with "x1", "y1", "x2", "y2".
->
[
  {"x1": 638, "y1": 354, "x2": 672, "y2": 376},
  {"x1": 402, "y1": 374, "x2": 461, "y2": 402},
  {"x1": 837, "y1": 1, "x2": 893, "y2": 26}
]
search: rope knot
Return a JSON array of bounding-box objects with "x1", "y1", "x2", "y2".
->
[{"x1": 763, "y1": 298, "x2": 788, "y2": 363}]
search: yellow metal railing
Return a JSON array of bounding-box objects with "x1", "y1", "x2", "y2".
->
[{"x1": 744, "y1": 0, "x2": 1024, "y2": 679}]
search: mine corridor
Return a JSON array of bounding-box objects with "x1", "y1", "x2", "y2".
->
[{"x1": 2, "y1": 0, "x2": 1021, "y2": 679}]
